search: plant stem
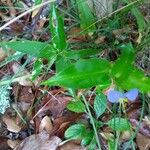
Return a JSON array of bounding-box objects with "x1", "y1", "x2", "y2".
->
[
  {"x1": 82, "y1": 95, "x2": 102, "y2": 150},
  {"x1": 128, "y1": 93, "x2": 145, "y2": 144}
]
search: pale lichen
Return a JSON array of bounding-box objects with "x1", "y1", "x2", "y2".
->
[{"x1": 0, "y1": 84, "x2": 11, "y2": 114}]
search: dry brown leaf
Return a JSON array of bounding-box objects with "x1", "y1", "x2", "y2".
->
[
  {"x1": 68, "y1": 27, "x2": 87, "y2": 43},
  {"x1": 100, "y1": 132, "x2": 114, "y2": 140},
  {"x1": 130, "y1": 119, "x2": 150, "y2": 137},
  {"x1": 143, "y1": 116, "x2": 150, "y2": 127},
  {"x1": 120, "y1": 131, "x2": 132, "y2": 141},
  {"x1": 59, "y1": 141, "x2": 86, "y2": 150},
  {"x1": 0, "y1": 48, "x2": 7, "y2": 62},
  {"x1": 39, "y1": 116, "x2": 53, "y2": 134},
  {"x1": 12, "y1": 63, "x2": 33, "y2": 86},
  {"x1": 1, "y1": 0, "x2": 16, "y2": 16},
  {"x1": 14, "y1": 131, "x2": 62, "y2": 150},
  {"x1": 0, "y1": 136, "x2": 11, "y2": 150},
  {"x1": 136, "y1": 133, "x2": 150, "y2": 150},
  {"x1": 14, "y1": 75, "x2": 33, "y2": 86},
  {"x1": 18, "y1": 102, "x2": 31, "y2": 113},
  {"x1": 49, "y1": 114, "x2": 82, "y2": 138},
  {"x1": 13, "y1": 86, "x2": 34, "y2": 103},
  {"x1": 3, "y1": 116, "x2": 21, "y2": 133},
  {"x1": 40, "y1": 94, "x2": 71, "y2": 118},
  {"x1": 95, "y1": 36, "x2": 106, "y2": 44},
  {"x1": 7, "y1": 139, "x2": 20, "y2": 149}
]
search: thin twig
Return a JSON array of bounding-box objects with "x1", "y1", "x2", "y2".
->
[
  {"x1": 78, "y1": 0, "x2": 141, "y2": 35},
  {"x1": 0, "y1": 0, "x2": 56, "y2": 31}
]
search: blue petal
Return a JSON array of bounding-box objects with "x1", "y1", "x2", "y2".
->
[
  {"x1": 107, "y1": 90, "x2": 125, "y2": 103},
  {"x1": 124, "y1": 89, "x2": 138, "y2": 102}
]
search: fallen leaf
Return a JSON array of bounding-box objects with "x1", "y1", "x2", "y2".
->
[
  {"x1": 50, "y1": 113, "x2": 82, "y2": 138},
  {"x1": 100, "y1": 132, "x2": 114, "y2": 140},
  {"x1": 143, "y1": 116, "x2": 150, "y2": 127},
  {"x1": 136, "y1": 133, "x2": 150, "y2": 150},
  {"x1": 130, "y1": 119, "x2": 150, "y2": 138},
  {"x1": 59, "y1": 141, "x2": 85, "y2": 150},
  {"x1": 13, "y1": 85, "x2": 34, "y2": 103},
  {"x1": 39, "y1": 116, "x2": 53, "y2": 134},
  {"x1": 3, "y1": 116, "x2": 21, "y2": 133},
  {"x1": 0, "y1": 48, "x2": 7, "y2": 62},
  {"x1": 68, "y1": 27, "x2": 87, "y2": 43},
  {"x1": 14, "y1": 74, "x2": 33, "y2": 86},
  {"x1": 0, "y1": 136, "x2": 11, "y2": 150},
  {"x1": 18, "y1": 102, "x2": 31, "y2": 113},
  {"x1": 14, "y1": 131, "x2": 62, "y2": 150},
  {"x1": 40, "y1": 94, "x2": 71, "y2": 118},
  {"x1": 7, "y1": 139, "x2": 20, "y2": 149},
  {"x1": 1, "y1": 0, "x2": 16, "y2": 16},
  {"x1": 12, "y1": 63, "x2": 33, "y2": 86},
  {"x1": 120, "y1": 131, "x2": 132, "y2": 141},
  {"x1": 95, "y1": 36, "x2": 106, "y2": 44}
]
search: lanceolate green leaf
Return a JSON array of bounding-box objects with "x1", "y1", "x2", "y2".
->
[
  {"x1": 76, "y1": 0, "x2": 96, "y2": 32},
  {"x1": 118, "y1": 66, "x2": 150, "y2": 92},
  {"x1": 111, "y1": 43, "x2": 135, "y2": 80},
  {"x1": 50, "y1": 4, "x2": 66, "y2": 50},
  {"x1": 35, "y1": 0, "x2": 42, "y2": 5},
  {"x1": 65, "y1": 48, "x2": 103, "y2": 60},
  {"x1": 1, "y1": 41, "x2": 50, "y2": 56},
  {"x1": 131, "y1": 6, "x2": 146, "y2": 33},
  {"x1": 108, "y1": 118, "x2": 131, "y2": 131},
  {"x1": 123, "y1": 0, "x2": 146, "y2": 32},
  {"x1": 32, "y1": 59, "x2": 43, "y2": 80},
  {"x1": 0, "y1": 40, "x2": 57, "y2": 59},
  {"x1": 42, "y1": 58, "x2": 111, "y2": 88},
  {"x1": 112, "y1": 43, "x2": 150, "y2": 92}
]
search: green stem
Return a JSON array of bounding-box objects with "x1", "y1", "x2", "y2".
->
[
  {"x1": 82, "y1": 95, "x2": 102, "y2": 150},
  {"x1": 128, "y1": 93, "x2": 145, "y2": 145},
  {"x1": 115, "y1": 132, "x2": 120, "y2": 150}
]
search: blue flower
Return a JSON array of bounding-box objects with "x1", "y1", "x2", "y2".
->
[{"x1": 107, "y1": 89, "x2": 138, "y2": 103}]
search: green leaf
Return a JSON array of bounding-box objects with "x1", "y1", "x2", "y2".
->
[
  {"x1": 108, "y1": 140, "x2": 116, "y2": 150},
  {"x1": 112, "y1": 43, "x2": 150, "y2": 92},
  {"x1": 94, "y1": 93, "x2": 107, "y2": 118},
  {"x1": 38, "y1": 44, "x2": 57, "y2": 59},
  {"x1": 111, "y1": 43, "x2": 135, "y2": 80},
  {"x1": 108, "y1": 118, "x2": 131, "y2": 131},
  {"x1": 1, "y1": 41, "x2": 48, "y2": 56},
  {"x1": 56, "y1": 48, "x2": 104, "y2": 72},
  {"x1": 123, "y1": 0, "x2": 146, "y2": 32},
  {"x1": 32, "y1": 59, "x2": 43, "y2": 80},
  {"x1": 65, "y1": 124, "x2": 86, "y2": 139},
  {"x1": 1, "y1": 40, "x2": 57, "y2": 59},
  {"x1": 56, "y1": 56, "x2": 72, "y2": 73},
  {"x1": 76, "y1": 0, "x2": 96, "y2": 32},
  {"x1": 67, "y1": 100, "x2": 86, "y2": 113},
  {"x1": 42, "y1": 58, "x2": 111, "y2": 88},
  {"x1": 88, "y1": 137, "x2": 97, "y2": 150},
  {"x1": 118, "y1": 66, "x2": 150, "y2": 92},
  {"x1": 131, "y1": 6, "x2": 146, "y2": 33},
  {"x1": 35, "y1": 0, "x2": 42, "y2": 5},
  {"x1": 96, "y1": 78, "x2": 111, "y2": 91},
  {"x1": 81, "y1": 131, "x2": 94, "y2": 146},
  {"x1": 65, "y1": 48, "x2": 103, "y2": 60},
  {"x1": 50, "y1": 4, "x2": 66, "y2": 50}
]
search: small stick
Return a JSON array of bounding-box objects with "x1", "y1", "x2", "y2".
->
[{"x1": 0, "y1": 0, "x2": 56, "y2": 31}]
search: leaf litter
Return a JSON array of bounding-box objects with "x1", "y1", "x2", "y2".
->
[{"x1": 0, "y1": 0, "x2": 150, "y2": 150}]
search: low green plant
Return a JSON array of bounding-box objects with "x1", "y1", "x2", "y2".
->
[{"x1": 0, "y1": 0, "x2": 149, "y2": 149}]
